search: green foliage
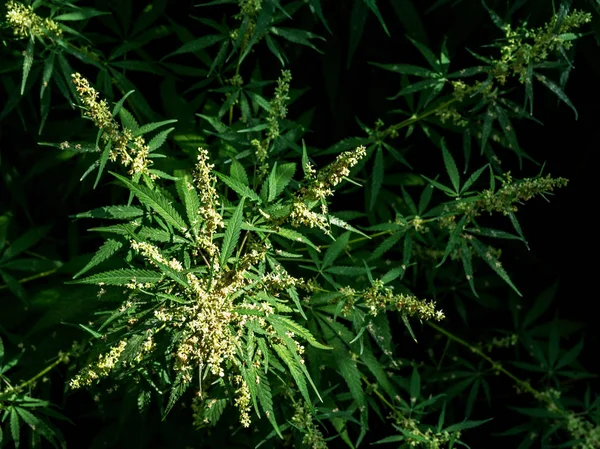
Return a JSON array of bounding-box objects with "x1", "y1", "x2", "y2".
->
[{"x1": 0, "y1": 0, "x2": 598, "y2": 448}]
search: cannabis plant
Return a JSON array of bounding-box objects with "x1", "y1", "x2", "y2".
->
[{"x1": 0, "y1": 0, "x2": 598, "y2": 448}]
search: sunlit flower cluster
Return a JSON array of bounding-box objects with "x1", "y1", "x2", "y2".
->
[
  {"x1": 71, "y1": 73, "x2": 153, "y2": 177},
  {"x1": 5, "y1": 1, "x2": 62, "y2": 38}
]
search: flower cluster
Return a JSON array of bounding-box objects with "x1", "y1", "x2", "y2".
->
[
  {"x1": 459, "y1": 173, "x2": 568, "y2": 216},
  {"x1": 69, "y1": 340, "x2": 127, "y2": 389},
  {"x1": 340, "y1": 279, "x2": 445, "y2": 321},
  {"x1": 194, "y1": 148, "x2": 224, "y2": 257},
  {"x1": 71, "y1": 73, "x2": 153, "y2": 177},
  {"x1": 291, "y1": 401, "x2": 328, "y2": 449},
  {"x1": 5, "y1": 1, "x2": 62, "y2": 38},
  {"x1": 495, "y1": 10, "x2": 592, "y2": 84},
  {"x1": 290, "y1": 146, "x2": 367, "y2": 231}
]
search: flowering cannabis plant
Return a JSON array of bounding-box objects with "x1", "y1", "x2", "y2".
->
[{"x1": 0, "y1": 0, "x2": 598, "y2": 448}]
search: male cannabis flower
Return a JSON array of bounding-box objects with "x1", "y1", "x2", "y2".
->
[
  {"x1": 71, "y1": 73, "x2": 153, "y2": 178},
  {"x1": 5, "y1": 0, "x2": 63, "y2": 38}
]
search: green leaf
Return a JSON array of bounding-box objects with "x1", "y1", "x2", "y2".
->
[
  {"x1": 444, "y1": 417, "x2": 493, "y2": 432},
  {"x1": 522, "y1": 283, "x2": 557, "y2": 329},
  {"x1": 441, "y1": 139, "x2": 460, "y2": 193},
  {"x1": 323, "y1": 231, "x2": 350, "y2": 269},
  {"x1": 134, "y1": 119, "x2": 178, "y2": 136},
  {"x1": 461, "y1": 164, "x2": 489, "y2": 193},
  {"x1": 94, "y1": 140, "x2": 111, "y2": 189},
  {"x1": 272, "y1": 344, "x2": 312, "y2": 404},
  {"x1": 54, "y1": 7, "x2": 110, "y2": 21},
  {"x1": 111, "y1": 90, "x2": 136, "y2": 117},
  {"x1": 437, "y1": 216, "x2": 467, "y2": 267},
  {"x1": 119, "y1": 107, "x2": 139, "y2": 132},
  {"x1": 371, "y1": 231, "x2": 405, "y2": 261},
  {"x1": 73, "y1": 239, "x2": 123, "y2": 278},
  {"x1": 270, "y1": 27, "x2": 324, "y2": 53},
  {"x1": 73, "y1": 205, "x2": 144, "y2": 220},
  {"x1": 535, "y1": 72, "x2": 578, "y2": 119},
  {"x1": 71, "y1": 268, "x2": 163, "y2": 285},
  {"x1": 174, "y1": 171, "x2": 201, "y2": 237},
  {"x1": 111, "y1": 172, "x2": 188, "y2": 232},
  {"x1": 214, "y1": 172, "x2": 262, "y2": 203},
  {"x1": 275, "y1": 228, "x2": 319, "y2": 252},
  {"x1": 220, "y1": 197, "x2": 245, "y2": 266},
  {"x1": 269, "y1": 315, "x2": 331, "y2": 350},
  {"x1": 410, "y1": 366, "x2": 421, "y2": 401},
  {"x1": 370, "y1": 63, "x2": 435, "y2": 78},
  {"x1": 470, "y1": 237, "x2": 521, "y2": 296},
  {"x1": 164, "y1": 34, "x2": 226, "y2": 58},
  {"x1": 20, "y1": 36, "x2": 35, "y2": 96},
  {"x1": 363, "y1": 0, "x2": 390, "y2": 35},
  {"x1": 164, "y1": 373, "x2": 190, "y2": 419},
  {"x1": 555, "y1": 339, "x2": 584, "y2": 370},
  {"x1": 267, "y1": 163, "x2": 296, "y2": 202},
  {"x1": 148, "y1": 127, "x2": 175, "y2": 152},
  {"x1": 334, "y1": 340, "x2": 366, "y2": 408},
  {"x1": 10, "y1": 408, "x2": 20, "y2": 448},
  {"x1": 347, "y1": 0, "x2": 368, "y2": 68},
  {"x1": 230, "y1": 158, "x2": 249, "y2": 187},
  {"x1": 1, "y1": 226, "x2": 51, "y2": 262}
]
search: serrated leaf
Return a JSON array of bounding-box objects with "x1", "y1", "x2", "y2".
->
[
  {"x1": 10, "y1": 408, "x2": 20, "y2": 448},
  {"x1": 272, "y1": 344, "x2": 312, "y2": 404},
  {"x1": 444, "y1": 417, "x2": 493, "y2": 432},
  {"x1": 73, "y1": 205, "x2": 144, "y2": 220},
  {"x1": 268, "y1": 163, "x2": 296, "y2": 202},
  {"x1": 134, "y1": 119, "x2": 178, "y2": 136},
  {"x1": 371, "y1": 231, "x2": 405, "y2": 261},
  {"x1": 220, "y1": 197, "x2": 245, "y2": 266},
  {"x1": 214, "y1": 171, "x2": 262, "y2": 203},
  {"x1": 230, "y1": 158, "x2": 249, "y2": 187},
  {"x1": 148, "y1": 127, "x2": 175, "y2": 152},
  {"x1": 535, "y1": 72, "x2": 578, "y2": 119},
  {"x1": 441, "y1": 139, "x2": 460, "y2": 193},
  {"x1": 71, "y1": 268, "x2": 162, "y2": 285},
  {"x1": 1, "y1": 226, "x2": 51, "y2": 262},
  {"x1": 175, "y1": 171, "x2": 201, "y2": 237},
  {"x1": 323, "y1": 231, "x2": 350, "y2": 269},
  {"x1": 461, "y1": 164, "x2": 489, "y2": 193},
  {"x1": 73, "y1": 239, "x2": 123, "y2": 278},
  {"x1": 470, "y1": 237, "x2": 521, "y2": 296},
  {"x1": 21, "y1": 36, "x2": 35, "y2": 96},
  {"x1": 111, "y1": 90, "x2": 135, "y2": 117},
  {"x1": 54, "y1": 7, "x2": 109, "y2": 21},
  {"x1": 164, "y1": 34, "x2": 226, "y2": 58},
  {"x1": 164, "y1": 373, "x2": 190, "y2": 419},
  {"x1": 275, "y1": 228, "x2": 319, "y2": 252},
  {"x1": 111, "y1": 172, "x2": 188, "y2": 231},
  {"x1": 269, "y1": 315, "x2": 331, "y2": 350}
]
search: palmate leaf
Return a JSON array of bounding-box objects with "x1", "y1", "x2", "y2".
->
[
  {"x1": 214, "y1": 172, "x2": 262, "y2": 203},
  {"x1": 111, "y1": 172, "x2": 188, "y2": 232},
  {"x1": 71, "y1": 268, "x2": 163, "y2": 285},
  {"x1": 268, "y1": 162, "x2": 296, "y2": 202},
  {"x1": 220, "y1": 197, "x2": 245, "y2": 266},
  {"x1": 73, "y1": 239, "x2": 123, "y2": 278},
  {"x1": 275, "y1": 227, "x2": 320, "y2": 252}
]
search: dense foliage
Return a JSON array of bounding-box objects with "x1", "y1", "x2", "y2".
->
[{"x1": 1, "y1": 0, "x2": 599, "y2": 448}]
